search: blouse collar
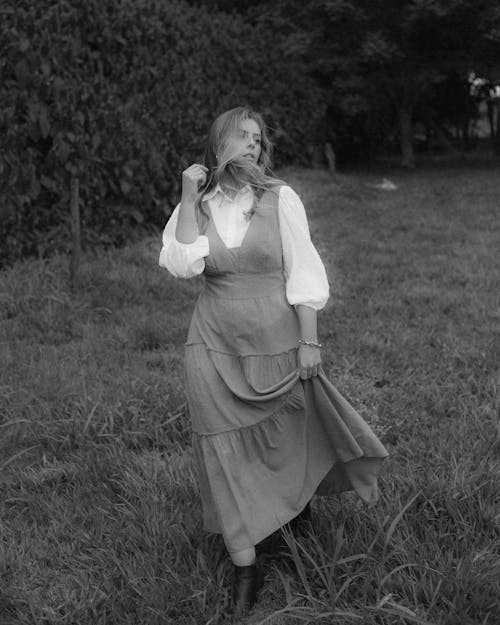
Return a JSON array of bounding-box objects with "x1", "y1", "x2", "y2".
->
[{"x1": 203, "y1": 183, "x2": 252, "y2": 202}]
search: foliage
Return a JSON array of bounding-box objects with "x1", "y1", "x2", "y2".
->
[
  {"x1": 0, "y1": 0, "x2": 324, "y2": 265},
  {"x1": 2, "y1": 0, "x2": 500, "y2": 266},
  {"x1": 227, "y1": 0, "x2": 500, "y2": 166}
]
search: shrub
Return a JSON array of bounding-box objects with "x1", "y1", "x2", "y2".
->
[{"x1": 0, "y1": 0, "x2": 325, "y2": 265}]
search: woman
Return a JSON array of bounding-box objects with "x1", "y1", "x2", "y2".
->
[{"x1": 159, "y1": 106, "x2": 388, "y2": 616}]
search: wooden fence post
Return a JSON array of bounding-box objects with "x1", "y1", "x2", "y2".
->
[
  {"x1": 324, "y1": 142, "x2": 336, "y2": 174},
  {"x1": 70, "y1": 177, "x2": 80, "y2": 291}
]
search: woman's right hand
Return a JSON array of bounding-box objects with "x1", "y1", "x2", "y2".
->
[{"x1": 182, "y1": 163, "x2": 209, "y2": 200}]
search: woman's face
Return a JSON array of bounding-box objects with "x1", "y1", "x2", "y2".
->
[{"x1": 224, "y1": 117, "x2": 262, "y2": 164}]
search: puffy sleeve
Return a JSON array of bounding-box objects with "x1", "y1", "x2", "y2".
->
[
  {"x1": 158, "y1": 203, "x2": 210, "y2": 278},
  {"x1": 278, "y1": 186, "x2": 329, "y2": 310}
]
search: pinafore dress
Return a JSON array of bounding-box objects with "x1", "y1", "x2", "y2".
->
[{"x1": 185, "y1": 186, "x2": 388, "y2": 553}]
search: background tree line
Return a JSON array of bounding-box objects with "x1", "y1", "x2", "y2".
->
[{"x1": 1, "y1": 0, "x2": 499, "y2": 266}]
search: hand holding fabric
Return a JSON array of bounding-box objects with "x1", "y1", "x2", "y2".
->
[{"x1": 298, "y1": 344, "x2": 322, "y2": 379}]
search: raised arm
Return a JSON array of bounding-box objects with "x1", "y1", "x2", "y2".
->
[
  {"x1": 175, "y1": 163, "x2": 208, "y2": 243},
  {"x1": 158, "y1": 163, "x2": 210, "y2": 279}
]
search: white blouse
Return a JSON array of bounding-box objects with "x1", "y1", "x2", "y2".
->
[{"x1": 158, "y1": 185, "x2": 329, "y2": 310}]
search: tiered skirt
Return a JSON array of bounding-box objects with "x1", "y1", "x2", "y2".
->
[{"x1": 185, "y1": 339, "x2": 388, "y2": 553}]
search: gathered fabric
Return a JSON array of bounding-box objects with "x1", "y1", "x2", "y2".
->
[{"x1": 178, "y1": 186, "x2": 388, "y2": 553}]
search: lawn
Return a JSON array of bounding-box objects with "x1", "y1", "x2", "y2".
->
[{"x1": 1, "y1": 165, "x2": 499, "y2": 625}]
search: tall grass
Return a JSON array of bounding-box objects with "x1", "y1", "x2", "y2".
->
[{"x1": 1, "y1": 166, "x2": 499, "y2": 624}]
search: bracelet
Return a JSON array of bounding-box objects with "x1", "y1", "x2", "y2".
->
[{"x1": 298, "y1": 339, "x2": 323, "y2": 349}]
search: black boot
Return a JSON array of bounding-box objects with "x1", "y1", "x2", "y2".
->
[{"x1": 231, "y1": 563, "x2": 262, "y2": 616}]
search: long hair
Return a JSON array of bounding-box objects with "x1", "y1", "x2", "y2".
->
[{"x1": 196, "y1": 106, "x2": 284, "y2": 229}]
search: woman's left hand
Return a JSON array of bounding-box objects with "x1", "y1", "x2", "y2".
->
[{"x1": 298, "y1": 344, "x2": 322, "y2": 380}]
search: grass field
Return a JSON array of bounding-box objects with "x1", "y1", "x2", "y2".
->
[{"x1": 1, "y1": 166, "x2": 499, "y2": 625}]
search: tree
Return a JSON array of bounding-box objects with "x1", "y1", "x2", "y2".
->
[
  {"x1": 233, "y1": 0, "x2": 500, "y2": 167},
  {"x1": 313, "y1": 0, "x2": 500, "y2": 167}
]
